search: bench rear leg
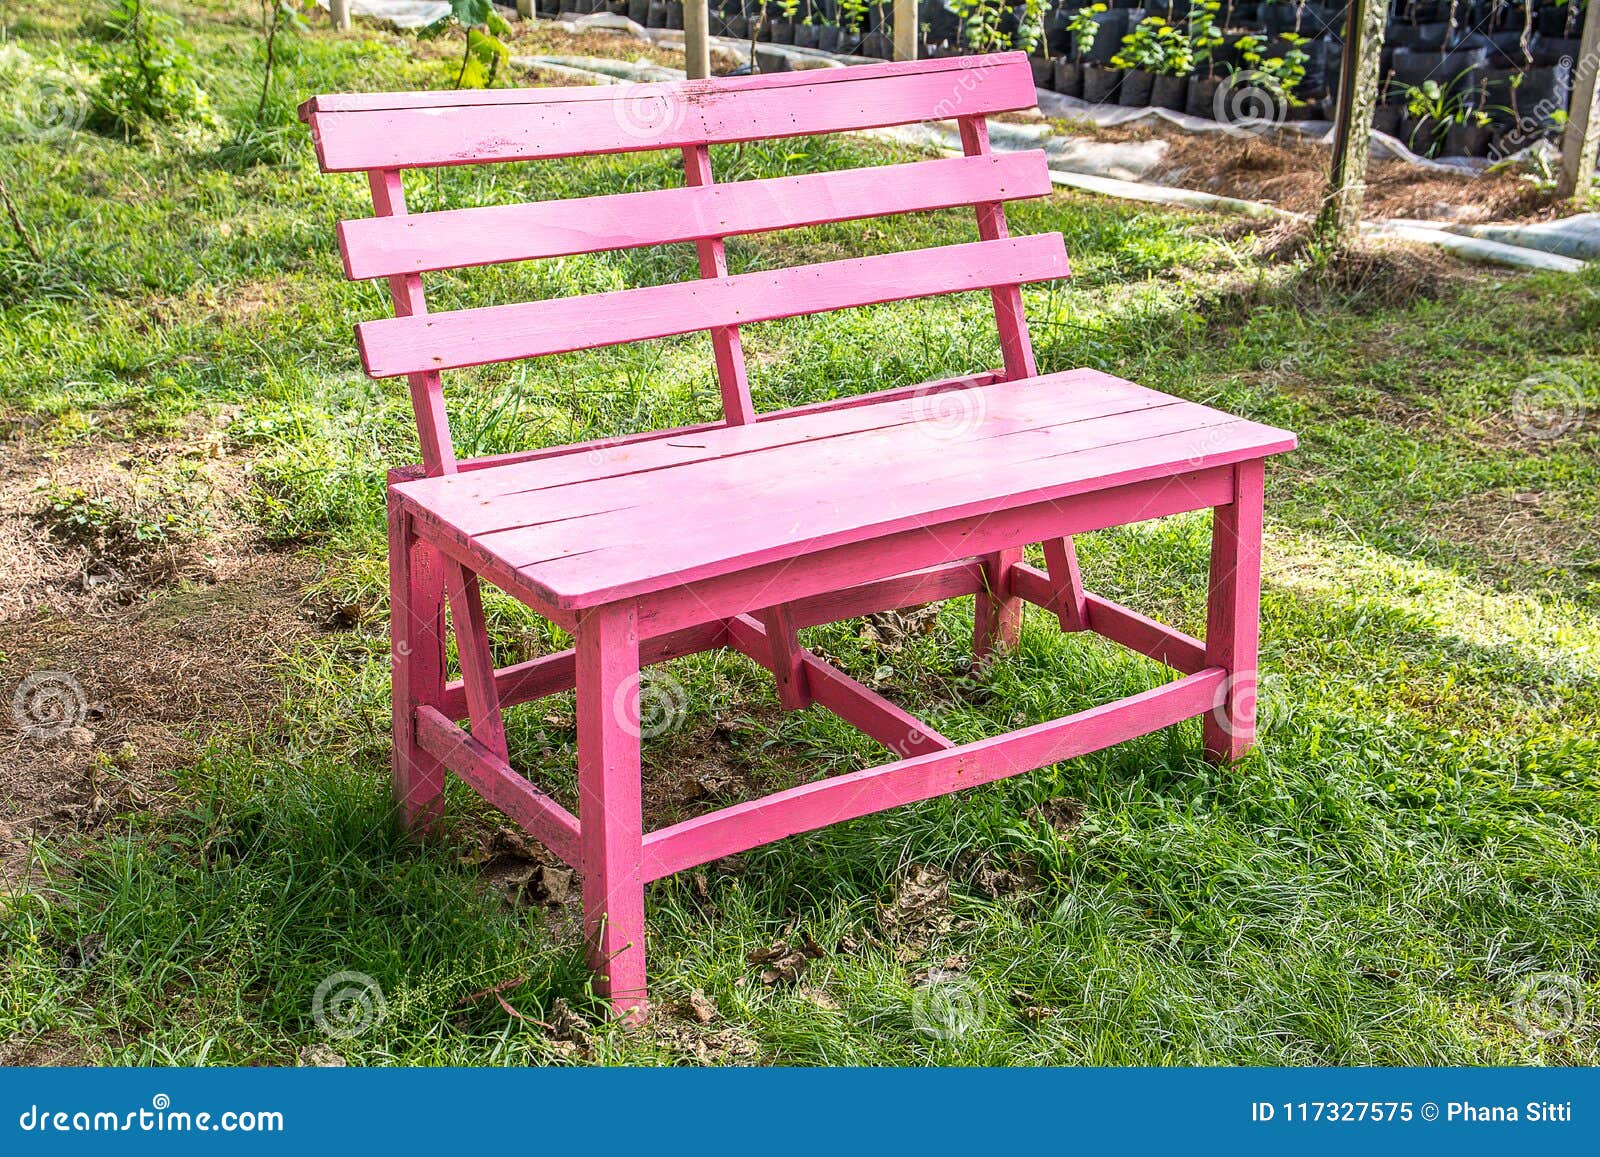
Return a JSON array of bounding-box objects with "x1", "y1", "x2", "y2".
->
[
  {"x1": 1203, "y1": 459, "x2": 1266, "y2": 763},
  {"x1": 973, "y1": 547, "x2": 1023, "y2": 661},
  {"x1": 760, "y1": 603, "x2": 813, "y2": 711},
  {"x1": 577, "y1": 602, "x2": 649, "y2": 1023},
  {"x1": 388, "y1": 491, "x2": 448, "y2": 834}
]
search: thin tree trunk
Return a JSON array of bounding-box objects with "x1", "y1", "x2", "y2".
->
[
  {"x1": 1556, "y1": 0, "x2": 1600, "y2": 200},
  {"x1": 1315, "y1": 0, "x2": 1387, "y2": 242}
]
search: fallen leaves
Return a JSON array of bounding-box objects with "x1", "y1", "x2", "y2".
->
[
  {"x1": 877, "y1": 865, "x2": 956, "y2": 960},
  {"x1": 685, "y1": 988, "x2": 719, "y2": 1024},
  {"x1": 747, "y1": 935, "x2": 825, "y2": 985},
  {"x1": 1030, "y1": 796, "x2": 1086, "y2": 836}
]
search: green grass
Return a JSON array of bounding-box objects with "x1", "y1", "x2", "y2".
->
[{"x1": 1, "y1": 1, "x2": 1597, "y2": 1066}]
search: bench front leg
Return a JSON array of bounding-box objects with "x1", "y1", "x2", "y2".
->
[
  {"x1": 388, "y1": 490, "x2": 448, "y2": 835},
  {"x1": 577, "y1": 601, "x2": 649, "y2": 1023},
  {"x1": 1203, "y1": 459, "x2": 1266, "y2": 763}
]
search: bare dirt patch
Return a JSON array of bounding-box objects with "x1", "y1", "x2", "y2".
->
[
  {"x1": 0, "y1": 416, "x2": 320, "y2": 885},
  {"x1": 0, "y1": 556, "x2": 319, "y2": 886},
  {"x1": 0, "y1": 412, "x2": 261, "y2": 619}
]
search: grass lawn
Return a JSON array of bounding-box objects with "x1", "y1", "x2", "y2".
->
[{"x1": 1, "y1": 1, "x2": 1597, "y2": 1066}]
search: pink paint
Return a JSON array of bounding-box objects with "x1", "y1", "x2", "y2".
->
[{"x1": 306, "y1": 54, "x2": 1294, "y2": 1021}]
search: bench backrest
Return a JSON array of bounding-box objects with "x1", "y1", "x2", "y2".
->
[{"x1": 301, "y1": 53, "x2": 1067, "y2": 477}]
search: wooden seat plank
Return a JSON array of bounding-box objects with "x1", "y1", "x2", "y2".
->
[
  {"x1": 395, "y1": 373, "x2": 1295, "y2": 609},
  {"x1": 496, "y1": 418, "x2": 1285, "y2": 607},
  {"x1": 407, "y1": 371, "x2": 1141, "y2": 526}
]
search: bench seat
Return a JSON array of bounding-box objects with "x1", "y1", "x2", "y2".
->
[{"x1": 396, "y1": 369, "x2": 1295, "y2": 613}]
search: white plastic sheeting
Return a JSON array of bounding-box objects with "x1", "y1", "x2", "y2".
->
[
  {"x1": 505, "y1": 44, "x2": 1588, "y2": 270},
  {"x1": 316, "y1": 0, "x2": 451, "y2": 27}
]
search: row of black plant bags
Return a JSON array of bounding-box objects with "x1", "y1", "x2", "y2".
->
[
  {"x1": 538, "y1": 0, "x2": 1584, "y2": 160},
  {"x1": 539, "y1": 0, "x2": 902, "y2": 56},
  {"x1": 1011, "y1": 0, "x2": 1581, "y2": 158}
]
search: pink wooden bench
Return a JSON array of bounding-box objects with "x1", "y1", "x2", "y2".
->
[{"x1": 300, "y1": 53, "x2": 1295, "y2": 1022}]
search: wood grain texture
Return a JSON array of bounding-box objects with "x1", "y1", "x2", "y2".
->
[
  {"x1": 1203, "y1": 459, "x2": 1266, "y2": 763},
  {"x1": 387, "y1": 494, "x2": 447, "y2": 835},
  {"x1": 576, "y1": 602, "x2": 648, "y2": 1021}
]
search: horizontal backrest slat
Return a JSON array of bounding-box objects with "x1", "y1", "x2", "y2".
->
[
  {"x1": 338, "y1": 151, "x2": 1051, "y2": 279},
  {"x1": 303, "y1": 54, "x2": 1035, "y2": 172},
  {"x1": 356, "y1": 233, "x2": 1069, "y2": 378}
]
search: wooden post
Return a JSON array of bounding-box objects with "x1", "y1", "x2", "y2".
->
[
  {"x1": 1315, "y1": 0, "x2": 1386, "y2": 241},
  {"x1": 685, "y1": 0, "x2": 712, "y2": 80},
  {"x1": 893, "y1": 0, "x2": 917, "y2": 61},
  {"x1": 330, "y1": 0, "x2": 351, "y2": 31},
  {"x1": 1557, "y1": 0, "x2": 1600, "y2": 200}
]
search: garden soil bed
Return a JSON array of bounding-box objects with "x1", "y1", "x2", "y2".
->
[{"x1": 1057, "y1": 121, "x2": 1566, "y2": 224}]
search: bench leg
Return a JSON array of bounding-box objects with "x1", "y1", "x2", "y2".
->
[
  {"x1": 973, "y1": 547, "x2": 1023, "y2": 661},
  {"x1": 1203, "y1": 459, "x2": 1266, "y2": 764},
  {"x1": 388, "y1": 491, "x2": 449, "y2": 835},
  {"x1": 760, "y1": 603, "x2": 813, "y2": 711},
  {"x1": 577, "y1": 602, "x2": 648, "y2": 1023},
  {"x1": 1041, "y1": 537, "x2": 1089, "y2": 632}
]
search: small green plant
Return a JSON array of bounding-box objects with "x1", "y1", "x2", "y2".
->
[
  {"x1": 253, "y1": 0, "x2": 309, "y2": 125},
  {"x1": 776, "y1": 0, "x2": 799, "y2": 19},
  {"x1": 423, "y1": 0, "x2": 513, "y2": 90},
  {"x1": 1399, "y1": 69, "x2": 1479, "y2": 155},
  {"x1": 1065, "y1": 2, "x2": 1108, "y2": 62},
  {"x1": 1234, "y1": 31, "x2": 1307, "y2": 99},
  {"x1": 950, "y1": 0, "x2": 1010, "y2": 51},
  {"x1": 1015, "y1": 0, "x2": 1050, "y2": 56},
  {"x1": 839, "y1": 0, "x2": 869, "y2": 35},
  {"x1": 1187, "y1": 0, "x2": 1225, "y2": 78},
  {"x1": 1112, "y1": 16, "x2": 1192, "y2": 75},
  {"x1": 83, "y1": 0, "x2": 219, "y2": 140}
]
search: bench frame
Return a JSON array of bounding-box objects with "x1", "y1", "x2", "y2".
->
[{"x1": 304, "y1": 55, "x2": 1272, "y2": 1022}]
